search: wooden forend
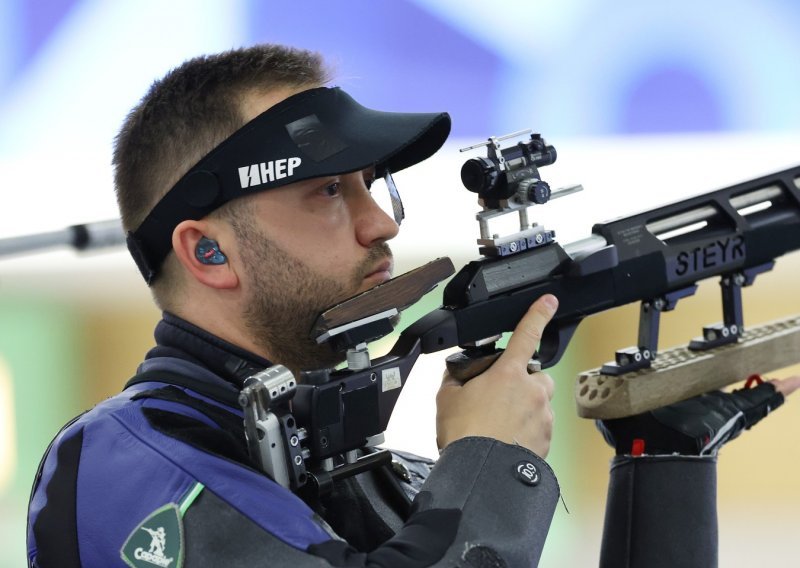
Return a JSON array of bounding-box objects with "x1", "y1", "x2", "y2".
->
[{"x1": 575, "y1": 315, "x2": 800, "y2": 419}]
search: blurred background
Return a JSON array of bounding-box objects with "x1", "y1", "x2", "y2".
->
[{"x1": 2, "y1": 1, "x2": 799, "y2": 565}]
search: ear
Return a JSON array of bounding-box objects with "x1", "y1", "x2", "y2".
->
[{"x1": 172, "y1": 220, "x2": 239, "y2": 290}]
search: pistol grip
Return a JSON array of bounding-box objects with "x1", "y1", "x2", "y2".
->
[{"x1": 445, "y1": 348, "x2": 503, "y2": 382}]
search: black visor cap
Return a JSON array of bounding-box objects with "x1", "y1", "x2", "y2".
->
[{"x1": 127, "y1": 87, "x2": 451, "y2": 284}]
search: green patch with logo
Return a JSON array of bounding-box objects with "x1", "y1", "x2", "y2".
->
[{"x1": 120, "y1": 503, "x2": 184, "y2": 568}]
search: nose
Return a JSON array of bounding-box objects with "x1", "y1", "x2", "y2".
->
[{"x1": 350, "y1": 181, "x2": 400, "y2": 247}]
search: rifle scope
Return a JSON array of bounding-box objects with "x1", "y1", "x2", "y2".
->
[{"x1": 460, "y1": 133, "x2": 557, "y2": 202}]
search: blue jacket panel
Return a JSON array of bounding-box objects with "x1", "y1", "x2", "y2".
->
[{"x1": 28, "y1": 379, "x2": 333, "y2": 567}]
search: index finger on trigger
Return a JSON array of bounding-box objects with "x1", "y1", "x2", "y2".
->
[{"x1": 502, "y1": 294, "x2": 559, "y2": 366}]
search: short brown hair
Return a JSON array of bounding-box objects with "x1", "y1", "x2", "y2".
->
[
  {"x1": 112, "y1": 44, "x2": 329, "y2": 306},
  {"x1": 113, "y1": 44, "x2": 329, "y2": 232}
]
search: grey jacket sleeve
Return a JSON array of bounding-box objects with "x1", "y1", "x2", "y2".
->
[
  {"x1": 599, "y1": 455, "x2": 718, "y2": 568},
  {"x1": 182, "y1": 437, "x2": 559, "y2": 567},
  {"x1": 417, "y1": 436, "x2": 560, "y2": 567}
]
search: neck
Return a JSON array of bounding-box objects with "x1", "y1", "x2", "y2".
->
[{"x1": 152, "y1": 312, "x2": 273, "y2": 386}]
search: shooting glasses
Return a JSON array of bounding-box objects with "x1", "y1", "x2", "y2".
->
[{"x1": 127, "y1": 87, "x2": 451, "y2": 284}]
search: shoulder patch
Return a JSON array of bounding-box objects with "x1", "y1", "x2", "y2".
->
[{"x1": 121, "y1": 504, "x2": 184, "y2": 568}]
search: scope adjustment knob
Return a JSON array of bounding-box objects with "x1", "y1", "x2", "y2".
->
[{"x1": 518, "y1": 178, "x2": 551, "y2": 204}]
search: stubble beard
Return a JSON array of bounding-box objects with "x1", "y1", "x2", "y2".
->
[{"x1": 235, "y1": 221, "x2": 392, "y2": 374}]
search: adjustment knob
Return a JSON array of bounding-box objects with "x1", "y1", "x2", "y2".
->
[{"x1": 517, "y1": 178, "x2": 551, "y2": 204}]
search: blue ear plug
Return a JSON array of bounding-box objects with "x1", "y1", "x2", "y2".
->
[{"x1": 195, "y1": 236, "x2": 227, "y2": 265}]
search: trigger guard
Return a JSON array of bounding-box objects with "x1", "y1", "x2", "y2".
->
[{"x1": 536, "y1": 319, "x2": 581, "y2": 369}]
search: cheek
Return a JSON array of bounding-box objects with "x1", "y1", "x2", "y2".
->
[
  {"x1": 252, "y1": 199, "x2": 361, "y2": 279},
  {"x1": 272, "y1": 224, "x2": 360, "y2": 278},
  {"x1": 310, "y1": 236, "x2": 360, "y2": 276},
  {"x1": 260, "y1": 198, "x2": 351, "y2": 237}
]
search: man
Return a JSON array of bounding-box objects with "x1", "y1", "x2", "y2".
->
[
  {"x1": 27, "y1": 44, "x2": 798, "y2": 567},
  {"x1": 28, "y1": 44, "x2": 559, "y2": 567}
]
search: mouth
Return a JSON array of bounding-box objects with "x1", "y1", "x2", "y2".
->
[{"x1": 362, "y1": 258, "x2": 394, "y2": 284}]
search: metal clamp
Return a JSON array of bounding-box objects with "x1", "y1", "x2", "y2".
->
[{"x1": 240, "y1": 365, "x2": 309, "y2": 490}]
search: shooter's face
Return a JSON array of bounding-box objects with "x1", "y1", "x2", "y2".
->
[
  {"x1": 231, "y1": 166, "x2": 399, "y2": 372},
  {"x1": 225, "y1": 89, "x2": 401, "y2": 372}
]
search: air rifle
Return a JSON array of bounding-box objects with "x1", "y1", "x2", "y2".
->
[
  {"x1": 424, "y1": 131, "x2": 800, "y2": 418},
  {"x1": 241, "y1": 131, "x2": 800, "y2": 497}
]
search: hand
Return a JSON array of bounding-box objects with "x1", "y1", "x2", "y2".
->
[
  {"x1": 435, "y1": 294, "x2": 558, "y2": 457},
  {"x1": 597, "y1": 374, "x2": 800, "y2": 456},
  {"x1": 770, "y1": 375, "x2": 800, "y2": 397}
]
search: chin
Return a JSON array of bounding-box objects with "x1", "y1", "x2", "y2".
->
[
  {"x1": 298, "y1": 343, "x2": 348, "y2": 373},
  {"x1": 356, "y1": 276, "x2": 391, "y2": 297}
]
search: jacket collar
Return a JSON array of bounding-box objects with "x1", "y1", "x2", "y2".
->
[{"x1": 145, "y1": 311, "x2": 273, "y2": 388}]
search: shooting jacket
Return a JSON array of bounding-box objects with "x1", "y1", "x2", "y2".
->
[{"x1": 27, "y1": 312, "x2": 561, "y2": 567}]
